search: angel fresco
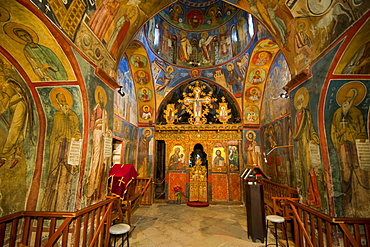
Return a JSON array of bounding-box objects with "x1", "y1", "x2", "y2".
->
[
  {"x1": 154, "y1": 60, "x2": 178, "y2": 93},
  {"x1": 169, "y1": 4, "x2": 184, "y2": 24},
  {"x1": 4, "y1": 23, "x2": 67, "y2": 81},
  {"x1": 206, "y1": 5, "x2": 222, "y2": 25}
]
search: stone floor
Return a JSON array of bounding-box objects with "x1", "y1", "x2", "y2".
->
[{"x1": 114, "y1": 203, "x2": 277, "y2": 247}]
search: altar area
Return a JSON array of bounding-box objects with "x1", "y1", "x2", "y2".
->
[{"x1": 155, "y1": 125, "x2": 243, "y2": 204}]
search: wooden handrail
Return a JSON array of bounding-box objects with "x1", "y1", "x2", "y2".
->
[
  {"x1": 0, "y1": 197, "x2": 118, "y2": 247},
  {"x1": 289, "y1": 202, "x2": 315, "y2": 247},
  {"x1": 278, "y1": 198, "x2": 370, "y2": 246},
  {"x1": 261, "y1": 182, "x2": 370, "y2": 246},
  {"x1": 89, "y1": 202, "x2": 114, "y2": 247},
  {"x1": 339, "y1": 223, "x2": 361, "y2": 247},
  {"x1": 44, "y1": 218, "x2": 73, "y2": 247}
]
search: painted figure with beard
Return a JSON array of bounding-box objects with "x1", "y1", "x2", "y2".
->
[
  {"x1": 293, "y1": 88, "x2": 321, "y2": 208},
  {"x1": 137, "y1": 128, "x2": 152, "y2": 176},
  {"x1": 245, "y1": 131, "x2": 260, "y2": 166},
  {"x1": 0, "y1": 79, "x2": 29, "y2": 168},
  {"x1": 213, "y1": 149, "x2": 225, "y2": 167},
  {"x1": 42, "y1": 90, "x2": 81, "y2": 211},
  {"x1": 86, "y1": 87, "x2": 111, "y2": 204},
  {"x1": 330, "y1": 85, "x2": 369, "y2": 217}
]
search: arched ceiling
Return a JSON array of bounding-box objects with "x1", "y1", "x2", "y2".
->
[
  {"x1": 120, "y1": 0, "x2": 288, "y2": 126},
  {"x1": 144, "y1": 0, "x2": 255, "y2": 69},
  {"x1": 0, "y1": 0, "x2": 368, "y2": 127}
]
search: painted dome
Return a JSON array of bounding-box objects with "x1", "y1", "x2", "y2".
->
[{"x1": 144, "y1": 0, "x2": 255, "y2": 69}]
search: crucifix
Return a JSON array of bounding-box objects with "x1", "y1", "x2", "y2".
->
[{"x1": 183, "y1": 86, "x2": 211, "y2": 124}]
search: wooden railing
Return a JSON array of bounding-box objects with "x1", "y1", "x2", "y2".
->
[
  {"x1": 260, "y1": 179, "x2": 299, "y2": 215},
  {"x1": 281, "y1": 198, "x2": 370, "y2": 247},
  {"x1": 259, "y1": 180, "x2": 370, "y2": 246},
  {"x1": 136, "y1": 177, "x2": 153, "y2": 205},
  {"x1": 0, "y1": 197, "x2": 117, "y2": 247}
]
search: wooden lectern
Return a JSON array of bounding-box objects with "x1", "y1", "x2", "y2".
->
[{"x1": 241, "y1": 165, "x2": 270, "y2": 243}]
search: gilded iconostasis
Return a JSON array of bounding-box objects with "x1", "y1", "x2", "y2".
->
[{"x1": 0, "y1": 0, "x2": 369, "y2": 219}]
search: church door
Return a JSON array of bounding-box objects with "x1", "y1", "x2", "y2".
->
[{"x1": 189, "y1": 144, "x2": 208, "y2": 202}]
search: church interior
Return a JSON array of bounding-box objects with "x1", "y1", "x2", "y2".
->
[{"x1": 0, "y1": 0, "x2": 369, "y2": 245}]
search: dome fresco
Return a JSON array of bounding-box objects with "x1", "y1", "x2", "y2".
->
[{"x1": 145, "y1": 0, "x2": 255, "y2": 68}]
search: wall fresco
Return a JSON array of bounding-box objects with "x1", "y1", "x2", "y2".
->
[
  {"x1": 0, "y1": 55, "x2": 38, "y2": 216},
  {"x1": 125, "y1": 41, "x2": 155, "y2": 124},
  {"x1": 122, "y1": 122, "x2": 137, "y2": 165},
  {"x1": 137, "y1": 127, "x2": 154, "y2": 177},
  {"x1": 335, "y1": 17, "x2": 370, "y2": 75},
  {"x1": 37, "y1": 86, "x2": 83, "y2": 211},
  {"x1": 325, "y1": 80, "x2": 370, "y2": 217},
  {"x1": 243, "y1": 39, "x2": 280, "y2": 125},
  {"x1": 260, "y1": 51, "x2": 291, "y2": 125},
  {"x1": 116, "y1": 57, "x2": 138, "y2": 125},
  {"x1": 0, "y1": 1, "x2": 75, "y2": 82},
  {"x1": 233, "y1": 0, "x2": 370, "y2": 76}
]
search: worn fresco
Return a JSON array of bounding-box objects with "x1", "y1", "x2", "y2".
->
[
  {"x1": 325, "y1": 80, "x2": 370, "y2": 217},
  {"x1": 260, "y1": 51, "x2": 291, "y2": 125},
  {"x1": 137, "y1": 127, "x2": 154, "y2": 177},
  {"x1": 116, "y1": 57, "x2": 138, "y2": 125},
  {"x1": 233, "y1": 0, "x2": 370, "y2": 76},
  {"x1": 129, "y1": 19, "x2": 257, "y2": 106},
  {"x1": 37, "y1": 86, "x2": 83, "y2": 212},
  {"x1": 290, "y1": 43, "x2": 342, "y2": 213},
  {"x1": 122, "y1": 122, "x2": 137, "y2": 165},
  {"x1": 335, "y1": 17, "x2": 370, "y2": 75},
  {"x1": 0, "y1": 1, "x2": 75, "y2": 82},
  {"x1": 291, "y1": 86, "x2": 326, "y2": 211},
  {"x1": 113, "y1": 115, "x2": 123, "y2": 139},
  {"x1": 84, "y1": 76, "x2": 114, "y2": 206},
  {"x1": 31, "y1": 0, "x2": 174, "y2": 64},
  {"x1": 0, "y1": 55, "x2": 38, "y2": 216},
  {"x1": 73, "y1": 49, "x2": 114, "y2": 207}
]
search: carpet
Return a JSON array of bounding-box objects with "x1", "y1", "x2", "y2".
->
[{"x1": 186, "y1": 201, "x2": 210, "y2": 207}]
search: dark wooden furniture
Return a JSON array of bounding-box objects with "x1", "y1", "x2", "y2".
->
[
  {"x1": 245, "y1": 183, "x2": 266, "y2": 243},
  {"x1": 120, "y1": 179, "x2": 142, "y2": 224}
]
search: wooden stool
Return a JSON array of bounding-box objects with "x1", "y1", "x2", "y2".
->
[
  {"x1": 265, "y1": 215, "x2": 289, "y2": 247},
  {"x1": 110, "y1": 223, "x2": 130, "y2": 247}
]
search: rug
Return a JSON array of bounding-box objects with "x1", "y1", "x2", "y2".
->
[{"x1": 186, "y1": 201, "x2": 210, "y2": 207}]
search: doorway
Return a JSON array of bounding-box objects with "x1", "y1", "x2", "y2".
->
[{"x1": 154, "y1": 140, "x2": 166, "y2": 199}]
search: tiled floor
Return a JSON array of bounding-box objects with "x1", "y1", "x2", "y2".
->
[{"x1": 123, "y1": 203, "x2": 273, "y2": 247}]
